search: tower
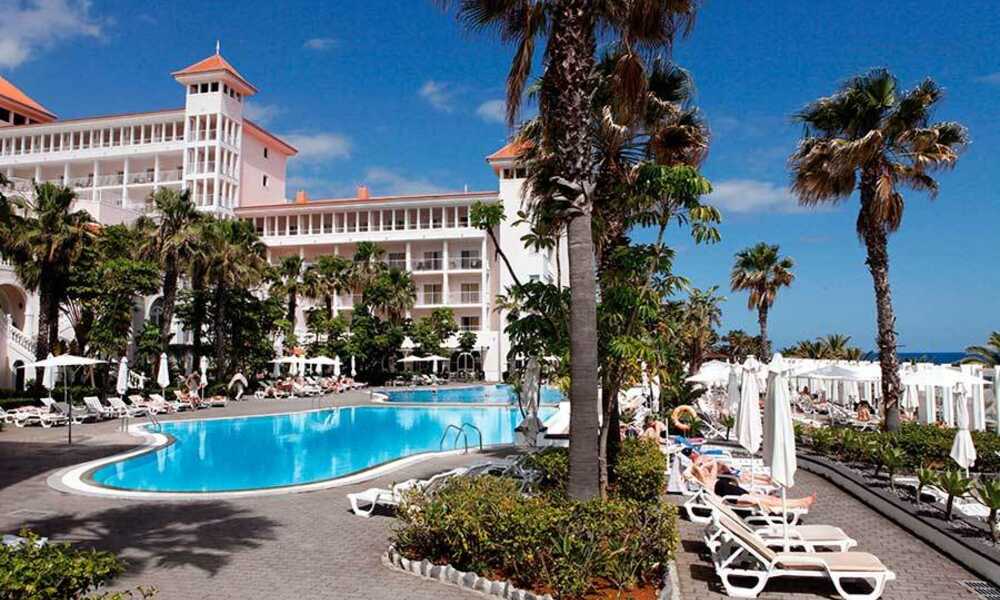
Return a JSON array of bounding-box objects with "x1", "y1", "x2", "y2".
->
[{"x1": 172, "y1": 45, "x2": 256, "y2": 216}]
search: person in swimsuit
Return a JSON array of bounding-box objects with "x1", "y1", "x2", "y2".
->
[{"x1": 686, "y1": 456, "x2": 817, "y2": 511}]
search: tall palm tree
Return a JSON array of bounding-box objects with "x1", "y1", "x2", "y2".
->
[
  {"x1": 820, "y1": 333, "x2": 854, "y2": 359},
  {"x1": 349, "y1": 241, "x2": 386, "y2": 293},
  {"x1": 364, "y1": 268, "x2": 416, "y2": 327},
  {"x1": 963, "y1": 332, "x2": 1000, "y2": 366},
  {"x1": 680, "y1": 286, "x2": 723, "y2": 375},
  {"x1": 439, "y1": 0, "x2": 699, "y2": 500},
  {"x1": 730, "y1": 243, "x2": 794, "y2": 358},
  {"x1": 3, "y1": 183, "x2": 94, "y2": 374},
  {"x1": 137, "y1": 188, "x2": 203, "y2": 355},
  {"x1": 789, "y1": 69, "x2": 969, "y2": 431},
  {"x1": 201, "y1": 219, "x2": 267, "y2": 378}
]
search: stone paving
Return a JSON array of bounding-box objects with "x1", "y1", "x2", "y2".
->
[
  {"x1": 669, "y1": 468, "x2": 981, "y2": 599},
  {"x1": 0, "y1": 392, "x2": 988, "y2": 599}
]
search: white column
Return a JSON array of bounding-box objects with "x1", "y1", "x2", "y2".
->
[
  {"x1": 924, "y1": 385, "x2": 937, "y2": 424},
  {"x1": 92, "y1": 160, "x2": 99, "y2": 192},
  {"x1": 33, "y1": 165, "x2": 41, "y2": 183},
  {"x1": 942, "y1": 384, "x2": 954, "y2": 427},
  {"x1": 480, "y1": 236, "x2": 488, "y2": 327},
  {"x1": 442, "y1": 240, "x2": 449, "y2": 305},
  {"x1": 154, "y1": 154, "x2": 161, "y2": 184},
  {"x1": 62, "y1": 163, "x2": 70, "y2": 186},
  {"x1": 122, "y1": 157, "x2": 129, "y2": 207},
  {"x1": 405, "y1": 242, "x2": 412, "y2": 271}
]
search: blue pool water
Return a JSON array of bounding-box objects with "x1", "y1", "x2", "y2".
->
[
  {"x1": 90, "y1": 405, "x2": 555, "y2": 493},
  {"x1": 382, "y1": 384, "x2": 563, "y2": 404}
]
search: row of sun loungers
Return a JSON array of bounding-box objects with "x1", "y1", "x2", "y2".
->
[
  {"x1": 1, "y1": 390, "x2": 228, "y2": 428},
  {"x1": 256, "y1": 376, "x2": 367, "y2": 399},
  {"x1": 675, "y1": 452, "x2": 896, "y2": 599}
]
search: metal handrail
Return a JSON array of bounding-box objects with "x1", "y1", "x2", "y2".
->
[
  {"x1": 461, "y1": 422, "x2": 483, "y2": 451},
  {"x1": 439, "y1": 424, "x2": 469, "y2": 453},
  {"x1": 147, "y1": 410, "x2": 161, "y2": 433}
]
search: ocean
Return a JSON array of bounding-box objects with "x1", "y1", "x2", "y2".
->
[{"x1": 895, "y1": 352, "x2": 967, "y2": 365}]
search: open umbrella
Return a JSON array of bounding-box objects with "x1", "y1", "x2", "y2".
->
[
  {"x1": 228, "y1": 373, "x2": 248, "y2": 400},
  {"x1": 424, "y1": 354, "x2": 448, "y2": 374},
  {"x1": 949, "y1": 383, "x2": 977, "y2": 475},
  {"x1": 763, "y1": 353, "x2": 797, "y2": 550},
  {"x1": 116, "y1": 357, "x2": 129, "y2": 397},
  {"x1": 25, "y1": 354, "x2": 105, "y2": 444}
]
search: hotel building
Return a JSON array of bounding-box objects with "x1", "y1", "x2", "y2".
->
[{"x1": 0, "y1": 51, "x2": 563, "y2": 388}]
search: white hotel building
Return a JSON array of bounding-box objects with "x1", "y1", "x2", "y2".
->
[{"x1": 0, "y1": 51, "x2": 564, "y2": 389}]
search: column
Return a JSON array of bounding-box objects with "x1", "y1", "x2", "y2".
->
[
  {"x1": 63, "y1": 163, "x2": 70, "y2": 187},
  {"x1": 33, "y1": 165, "x2": 41, "y2": 183},
  {"x1": 405, "y1": 242, "x2": 412, "y2": 271},
  {"x1": 480, "y1": 236, "x2": 488, "y2": 328},
  {"x1": 122, "y1": 157, "x2": 129, "y2": 207},
  {"x1": 923, "y1": 385, "x2": 937, "y2": 424},
  {"x1": 92, "y1": 160, "x2": 99, "y2": 193},
  {"x1": 942, "y1": 384, "x2": 954, "y2": 426},
  {"x1": 442, "y1": 240, "x2": 449, "y2": 305},
  {"x1": 154, "y1": 154, "x2": 161, "y2": 184}
]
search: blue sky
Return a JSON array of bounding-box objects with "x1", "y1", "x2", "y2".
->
[{"x1": 2, "y1": 1, "x2": 996, "y2": 351}]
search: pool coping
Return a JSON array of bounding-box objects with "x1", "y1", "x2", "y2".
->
[{"x1": 48, "y1": 403, "x2": 526, "y2": 501}]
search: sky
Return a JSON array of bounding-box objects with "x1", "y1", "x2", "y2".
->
[{"x1": 1, "y1": 0, "x2": 997, "y2": 352}]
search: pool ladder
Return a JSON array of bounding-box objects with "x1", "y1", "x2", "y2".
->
[{"x1": 439, "y1": 423, "x2": 483, "y2": 454}]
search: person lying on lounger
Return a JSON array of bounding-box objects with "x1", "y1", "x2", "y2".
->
[
  {"x1": 640, "y1": 415, "x2": 669, "y2": 444},
  {"x1": 686, "y1": 458, "x2": 817, "y2": 512},
  {"x1": 680, "y1": 448, "x2": 773, "y2": 487}
]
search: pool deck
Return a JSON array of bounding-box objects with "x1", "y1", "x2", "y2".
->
[{"x1": 0, "y1": 391, "x2": 990, "y2": 599}]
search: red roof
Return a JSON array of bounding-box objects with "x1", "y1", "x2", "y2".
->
[
  {"x1": 0, "y1": 75, "x2": 56, "y2": 120},
  {"x1": 486, "y1": 139, "x2": 531, "y2": 161},
  {"x1": 172, "y1": 53, "x2": 257, "y2": 94},
  {"x1": 244, "y1": 120, "x2": 297, "y2": 156}
]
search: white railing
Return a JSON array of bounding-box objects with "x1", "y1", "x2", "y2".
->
[
  {"x1": 448, "y1": 256, "x2": 483, "y2": 270},
  {"x1": 128, "y1": 370, "x2": 146, "y2": 389},
  {"x1": 8, "y1": 322, "x2": 36, "y2": 357},
  {"x1": 416, "y1": 291, "x2": 482, "y2": 306}
]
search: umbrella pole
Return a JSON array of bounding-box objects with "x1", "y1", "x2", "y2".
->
[
  {"x1": 65, "y1": 367, "x2": 72, "y2": 445},
  {"x1": 782, "y1": 487, "x2": 789, "y2": 552}
]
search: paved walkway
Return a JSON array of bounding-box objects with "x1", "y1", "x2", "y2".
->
[
  {"x1": 669, "y1": 468, "x2": 980, "y2": 599},
  {"x1": 0, "y1": 392, "x2": 487, "y2": 599}
]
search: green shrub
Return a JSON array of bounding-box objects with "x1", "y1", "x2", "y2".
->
[
  {"x1": 521, "y1": 447, "x2": 568, "y2": 497},
  {"x1": 0, "y1": 531, "x2": 155, "y2": 600},
  {"x1": 393, "y1": 476, "x2": 677, "y2": 598},
  {"x1": 613, "y1": 438, "x2": 666, "y2": 503},
  {"x1": 937, "y1": 469, "x2": 973, "y2": 521}
]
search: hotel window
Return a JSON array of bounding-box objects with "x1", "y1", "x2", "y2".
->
[
  {"x1": 264, "y1": 147, "x2": 268, "y2": 159},
  {"x1": 420, "y1": 251, "x2": 441, "y2": 271},
  {"x1": 0, "y1": 107, "x2": 9, "y2": 122},
  {"x1": 262, "y1": 174, "x2": 269, "y2": 187},
  {"x1": 460, "y1": 316, "x2": 480, "y2": 332},
  {"x1": 12, "y1": 113, "x2": 26, "y2": 125},
  {"x1": 189, "y1": 85, "x2": 198, "y2": 94},
  {"x1": 515, "y1": 168, "x2": 527, "y2": 178},
  {"x1": 211, "y1": 82, "x2": 219, "y2": 92},
  {"x1": 200, "y1": 83, "x2": 209, "y2": 93},
  {"x1": 460, "y1": 283, "x2": 480, "y2": 303},
  {"x1": 387, "y1": 252, "x2": 406, "y2": 270},
  {"x1": 422, "y1": 284, "x2": 442, "y2": 305}
]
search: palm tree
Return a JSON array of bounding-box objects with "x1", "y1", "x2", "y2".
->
[
  {"x1": 680, "y1": 286, "x2": 723, "y2": 375},
  {"x1": 364, "y1": 268, "x2": 416, "y2": 327},
  {"x1": 730, "y1": 243, "x2": 794, "y2": 359},
  {"x1": 303, "y1": 254, "x2": 352, "y2": 314},
  {"x1": 137, "y1": 188, "x2": 203, "y2": 355},
  {"x1": 201, "y1": 219, "x2": 267, "y2": 378},
  {"x1": 789, "y1": 69, "x2": 969, "y2": 431},
  {"x1": 820, "y1": 334, "x2": 854, "y2": 359},
  {"x1": 439, "y1": 0, "x2": 699, "y2": 500},
  {"x1": 274, "y1": 255, "x2": 306, "y2": 327},
  {"x1": 3, "y1": 183, "x2": 94, "y2": 375},
  {"x1": 963, "y1": 332, "x2": 1000, "y2": 366},
  {"x1": 349, "y1": 241, "x2": 386, "y2": 293}
]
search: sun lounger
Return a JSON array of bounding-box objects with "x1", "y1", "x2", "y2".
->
[
  {"x1": 711, "y1": 513, "x2": 895, "y2": 599},
  {"x1": 82, "y1": 396, "x2": 115, "y2": 420},
  {"x1": 702, "y1": 493, "x2": 856, "y2": 553},
  {"x1": 347, "y1": 468, "x2": 468, "y2": 517},
  {"x1": 149, "y1": 393, "x2": 190, "y2": 412},
  {"x1": 173, "y1": 389, "x2": 202, "y2": 409},
  {"x1": 108, "y1": 396, "x2": 147, "y2": 417},
  {"x1": 681, "y1": 474, "x2": 808, "y2": 526}
]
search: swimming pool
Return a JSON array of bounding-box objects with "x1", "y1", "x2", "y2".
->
[
  {"x1": 87, "y1": 405, "x2": 555, "y2": 493},
  {"x1": 381, "y1": 384, "x2": 563, "y2": 404}
]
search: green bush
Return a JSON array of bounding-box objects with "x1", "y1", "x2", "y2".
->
[
  {"x1": 521, "y1": 446, "x2": 569, "y2": 497},
  {"x1": 393, "y1": 476, "x2": 677, "y2": 598},
  {"x1": 0, "y1": 531, "x2": 156, "y2": 600},
  {"x1": 613, "y1": 438, "x2": 666, "y2": 503}
]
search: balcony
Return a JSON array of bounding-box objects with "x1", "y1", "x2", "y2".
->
[
  {"x1": 384, "y1": 258, "x2": 407, "y2": 270},
  {"x1": 416, "y1": 291, "x2": 482, "y2": 306},
  {"x1": 413, "y1": 258, "x2": 443, "y2": 272}
]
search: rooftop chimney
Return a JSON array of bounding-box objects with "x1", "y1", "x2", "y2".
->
[
  {"x1": 294, "y1": 190, "x2": 308, "y2": 204},
  {"x1": 357, "y1": 185, "x2": 370, "y2": 200}
]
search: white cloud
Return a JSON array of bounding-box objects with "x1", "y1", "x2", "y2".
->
[
  {"x1": 303, "y1": 37, "x2": 337, "y2": 51},
  {"x1": 418, "y1": 80, "x2": 456, "y2": 112},
  {"x1": 708, "y1": 179, "x2": 808, "y2": 214},
  {"x1": 476, "y1": 99, "x2": 506, "y2": 123},
  {"x1": 281, "y1": 132, "x2": 352, "y2": 162},
  {"x1": 364, "y1": 167, "x2": 451, "y2": 196},
  {"x1": 0, "y1": 0, "x2": 106, "y2": 69},
  {"x1": 243, "y1": 102, "x2": 284, "y2": 126},
  {"x1": 975, "y1": 72, "x2": 1000, "y2": 85}
]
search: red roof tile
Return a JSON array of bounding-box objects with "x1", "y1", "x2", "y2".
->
[
  {"x1": 486, "y1": 140, "x2": 531, "y2": 161},
  {"x1": 0, "y1": 75, "x2": 56, "y2": 120},
  {"x1": 172, "y1": 53, "x2": 256, "y2": 94}
]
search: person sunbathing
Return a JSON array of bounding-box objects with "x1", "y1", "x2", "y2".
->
[
  {"x1": 856, "y1": 400, "x2": 872, "y2": 422},
  {"x1": 640, "y1": 415, "x2": 668, "y2": 443},
  {"x1": 687, "y1": 460, "x2": 816, "y2": 511},
  {"x1": 681, "y1": 448, "x2": 773, "y2": 487}
]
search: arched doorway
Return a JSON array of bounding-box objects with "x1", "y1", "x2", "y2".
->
[
  {"x1": 0, "y1": 284, "x2": 28, "y2": 330},
  {"x1": 12, "y1": 359, "x2": 25, "y2": 393},
  {"x1": 148, "y1": 297, "x2": 165, "y2": 329}
]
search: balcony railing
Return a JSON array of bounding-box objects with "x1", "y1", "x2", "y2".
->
[
  {"x1": 384, "y1": 259, "x2": 407, "y2": 270},
  {"x1": 416, "y1": 291, "x2": 482, "y2": 306},
  {"x1": 448, "y1": 256, "x2": 483, "y2": 270},
  {"x1": 413, "y1": 258, "x2": 443, "y2": 272}
]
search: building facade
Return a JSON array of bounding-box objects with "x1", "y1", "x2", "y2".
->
[{"x1": 0, "y1": 51, "x2": 560, "y2": 387}]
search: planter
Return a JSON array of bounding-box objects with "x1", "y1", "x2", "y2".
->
[
  {"x1": 382, "y1": 545, "x2": 679, "y2": 600},
  {"x1": 798, "y1": 452, "x2": 1000, "y2": 587}
]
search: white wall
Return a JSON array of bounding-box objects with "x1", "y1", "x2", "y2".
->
[{"x1": 240, "y1": 133, "x2": 288, "y2": 206}]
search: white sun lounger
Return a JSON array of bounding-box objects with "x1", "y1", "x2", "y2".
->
[
  {"x1": 347, "y1": 468, "x2": 469, "y2": 517},
  {"x1": 107, "y1": 396, "x2": 147, "y2": 417},
  {"x1": 702, "y1": 493, "x2": 856, "y2": 553},
  {"x1": 82, "y1": 396, "x2": 115, "y2": 420},
  {"x1": 148, "y1": 393, "x2": 190, "y2": 412},
  {"x1": 682, "y1": 480, "x2": 808, "y2": 526},
  {"x1": 711, "y1": 513, "x2": 895, "y2": 599}
]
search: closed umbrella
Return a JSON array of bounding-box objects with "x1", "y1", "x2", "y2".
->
[
  {"x1": 41, "y1": 353, "x2": 56, "y2": 398},
  {"x1": 157, "y1": 353, "x2": 170, "y2": 400},
  {"x1": 763, "y1": 353, "x2": 797, "y2": 550},
  {"x1": 116, "y1": 357, "x2": 129, "y2": 397},
  {"x1": 333, "y1": 355, "x2": 341, "y2": 378},
  {"x1": 351, "y1": 355, "x2": 357, "y2": 378},
  {"x1": 736, "y1": 356, "x2": 762, "y2": 484},
  {"x1": 726, "y1": 367, "x2": 741, "y2": 418},
  {"x1": 949, "y1": 383, "x2": 977, "y2": 475}
]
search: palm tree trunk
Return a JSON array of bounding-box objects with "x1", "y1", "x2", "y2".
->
[
  {"x1": 861, "y1": 180, "x2": 902, "y2": 432},
  {"x1": 159, "y1": 255, "x2": 179, "y2": 353},
  {"x1": 213, "y1": 279, "x2": 227, "y2": 381},
  {"x1": 287, "y1": 291, "x2": 297, "y2": 331},
  {"x1": 758, "y1": 305, "x2": 770, "y2": 358},
  {"x1": 191, "y1": 279, "x2": 206, "y2": 366},
  {"x1": 33, "y1": 279, "x2": 53, "y2": 392},
  {"x1": 542, "y1": 0, "x2": 598, "y2": 500}
]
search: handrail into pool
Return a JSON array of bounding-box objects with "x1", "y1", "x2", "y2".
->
[
  {"x1": 461, "y1": 422, "x2": 483, "y2": 451},
  {"x1": 440, "y1": 424, "x2": 469, "y2": 453}
]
